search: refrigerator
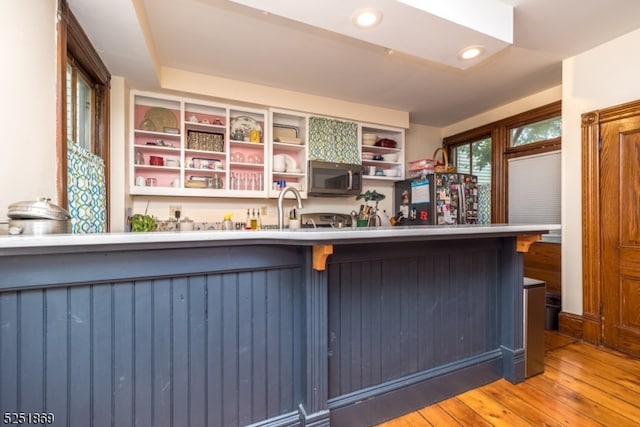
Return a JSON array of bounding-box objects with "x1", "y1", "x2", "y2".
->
[{"x1": 393, "y1": 173, "x2": 478, "y2": 225}]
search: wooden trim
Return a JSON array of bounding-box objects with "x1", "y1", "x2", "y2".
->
[
  {"x1": 313, "y1": 245, "x2": 333, "y2": 271},
  {"x1": 56, "y1": 5, "x2": 69, "y2": 209},
  {"x1": 581, "y1": 110, "x2": 602, "y2": 345},
  {"x1": 492, "y1": 126, "x2": 508, "y2": 223},
  {"x1": 504, "y1": 137, "x2": 561, "y2": 159},
  {"x1": 65, "y1": 9, "x2": 110, "y2": 85},
  {"x1": 558, "y1": 311, "x2": 583, "y2": 340},
  {"x1": 595, "y1": 98, "x2": 640, "y2": 123},
  {"x1": 580, "y1": 98, "x2": 640, "y2": 346},
  {"x1": 516, "y1": 234, "x2": 541, "y2": 253}
]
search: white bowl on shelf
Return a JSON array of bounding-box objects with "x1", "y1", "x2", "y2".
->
[
  {"x1": 383, "y1": 169, "x2": 398, "y2": 177},
  {"x1": 165, "y1": 158, "x2": 180, "y2": 167},
  {"x1": 362, "y1": 133, "x2": 377, "y2": 146},
  {"x1": 382, "y1": 153, "x2": 398, "y2": 162}
]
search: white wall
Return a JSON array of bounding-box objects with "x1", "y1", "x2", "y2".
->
[
  {"x1": 0, "y1": 1, "x2": 57, "y2": 224},
  {"x1": 443, "y1": 86, "x2": 562, "y2": 136},
  {"x1": 405, "y1": 123, "x2": 443, "y2": 164},
  {"x1": 562, "y1": 28, "x2": 640, "y2": 315},
  {"x1": 162, "y1": 67, "x2": 410, "y2": 129},
  {"x1": 110, "y1": 76, "x2": 130, "y2": 231}
]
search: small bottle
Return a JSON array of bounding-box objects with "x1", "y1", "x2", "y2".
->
[
  {"x1": 256, "y1": 211, "x2": 262, "y2": 230},
  {"x1": 245, "y1": 209, "x2": 251, "y2": 230},
  {"x1": 250, "y1": 209, "x2": 257, "y2": 230}
]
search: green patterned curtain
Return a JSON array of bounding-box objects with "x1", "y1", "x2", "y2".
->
[
  {"x1": 308, "y1": 116, "x2": 360, "y2": 163},
  {"x1": 477, "y1": 183, "x2": 491, "y2": 224},
  {"x1": 67, "y1": 141, "x2": 107, "y2": 233}
]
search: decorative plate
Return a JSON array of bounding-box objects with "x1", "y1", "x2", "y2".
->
[
  {"x1": 230, "y1": 115, "x2": 262, "y2": 139},
  {"x1": 283, "y1": 154, "x2": 297, "y2": 171},
  {"x1": 141, "y1": 107, "x2": 178, "y2": 131}
]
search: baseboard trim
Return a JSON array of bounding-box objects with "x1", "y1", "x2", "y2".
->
[
  {"x1": 328, "y1": 351, "x2": 503, "y2": 426},
  {"x1": 558, "y1": 311, "x2": 583, "y2": 339},
  {"x1": 297, "y1": 405, "x2": 330, "y2": 427},
  {"x1": 247, "y1": 410, "x2": 301, "y2": 427}
]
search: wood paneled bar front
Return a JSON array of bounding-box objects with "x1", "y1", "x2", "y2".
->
[{"x1": 0, "y1": 224, "x2": 556, "y2": 427}]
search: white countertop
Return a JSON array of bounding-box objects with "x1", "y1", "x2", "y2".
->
[{"x1": 0, "y1": 224, "x2": 560, "y2": 253}]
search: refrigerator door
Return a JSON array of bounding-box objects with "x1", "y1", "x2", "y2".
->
[
  {"x1": 433, "y1": 173, "x2": 457, "y2": 225},
  {"x1": 393, "y1": 177, "x2": 433, "y2": 225},
  {"x1": 458, "y1": 174, "x2": 478, "y2": 224}
]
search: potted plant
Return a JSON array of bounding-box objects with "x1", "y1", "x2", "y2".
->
[
  {"x1": 128, "y1": 201, "x2": 157, "y2": 232},
  {"x1": 129, "y1": 213, "x2": 157, "y2": 232}
]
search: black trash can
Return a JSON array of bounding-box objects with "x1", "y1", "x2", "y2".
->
[{"x1": 545, "y1": 292, "x2": 561, "y2": 330}]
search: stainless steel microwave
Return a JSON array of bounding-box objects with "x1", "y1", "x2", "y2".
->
[{"x1": 308, "y1": 160, "x2": 364, "y2": 196}]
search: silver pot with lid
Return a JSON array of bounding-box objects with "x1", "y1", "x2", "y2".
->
[{"x1": 6, "y1": 197, "x2": 72, "y2": 235}]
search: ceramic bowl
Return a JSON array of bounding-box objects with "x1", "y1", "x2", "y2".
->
[
  {"x1": 362, "y1": 133, "x2": 377, "y2": 146},
  {"x1": 382, "y1": 153, "x2": 398, "y2": 162}
]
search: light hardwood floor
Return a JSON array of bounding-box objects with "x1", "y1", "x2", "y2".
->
[{"x1": 377, "y1": 332, "x2": 640, "y2": 426}]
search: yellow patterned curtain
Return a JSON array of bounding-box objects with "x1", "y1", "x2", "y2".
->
[{"x1": 308, "y1": 117, "x2": 360, "y2": 164}]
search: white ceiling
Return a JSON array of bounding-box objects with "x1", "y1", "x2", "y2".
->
[{"x1": 69, "y1": 0, "x2": 640, "y2": 127}]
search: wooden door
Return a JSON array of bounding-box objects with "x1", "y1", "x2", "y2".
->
[{"x1": 600, "y1": 115, "x2": 640, "y2": 356}]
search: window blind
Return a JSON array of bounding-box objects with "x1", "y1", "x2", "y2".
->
[{"x1": 508, "y1": 151, "x2": 560, "y2": 237}]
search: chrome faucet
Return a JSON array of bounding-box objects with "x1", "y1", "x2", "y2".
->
[{"x1": 277, "y1": 186, "x2": 303, "y2": 230}]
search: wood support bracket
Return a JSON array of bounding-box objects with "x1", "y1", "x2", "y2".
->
[
  {"x1": 313, "y1": 244, "x2": 333, "y2": 271},
  {"x1": 516, "y1": 234, "x2": 541, "y2": 253}
]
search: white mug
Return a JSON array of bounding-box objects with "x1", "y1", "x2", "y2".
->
[
  {"x1": 180, "y1": 220, "x2": 194, "y2": 231},
  {"x1": 273, "y1": 154, "x2": 286, "y2": 172},
  {"x1": 288, "y1": 219, "x2": 301, "y2": 230}
]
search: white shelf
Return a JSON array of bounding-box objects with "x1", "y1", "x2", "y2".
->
[
  {"x1": 130, "y1": 90, "x2": 268, "y2": 197},
  {"x1": 129, "y1": 91, "x2": 405, "y2": 198},
  {"x1": 359, "y1": 122, "x2": 405, "y2": 180}
]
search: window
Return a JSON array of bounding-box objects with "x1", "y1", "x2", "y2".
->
[
  {"x1": 453, "y1": 137, "x2": 492, "y2": 224},
  {"x1": 508, "y1": 151, "x2": 561, "y2": 239},
  {"x1": 443, "y1": 101, "x2": 561, "y2": 224},
  {"x1": 66, "y1": 59, "x2": 95, "y2": 153},
  {"x1": 57, "y1": 0, "x2": 110, "y2": 228},
  {"x1": 510, "y1": 116, "x2": 561, "y2": 147}
]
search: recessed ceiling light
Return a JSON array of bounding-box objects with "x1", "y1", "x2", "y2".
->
[
  {"x1": 352, "y1": 8, "x2": 382, "y2": 29},
  {"x1": 458, "y1": 45, "x2": 485, "y2": 60}
]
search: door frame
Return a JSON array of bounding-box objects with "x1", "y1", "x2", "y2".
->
[{"x1": 581, "y1": 99, "x2": 640, "y2": 345}]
